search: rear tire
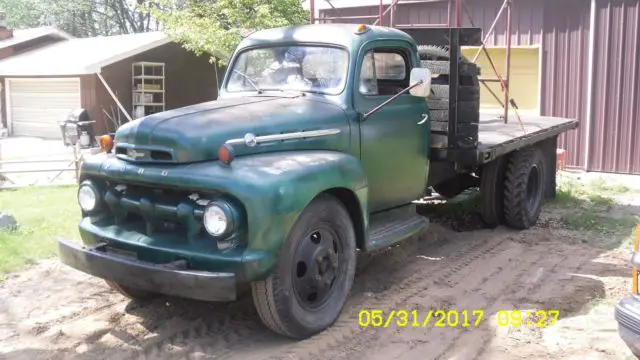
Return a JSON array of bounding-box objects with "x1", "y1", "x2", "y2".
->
[
  {"x1": 105, "y1": 280, "x2": 158, "y2": 301},
  {"x1": 251, "y1": 193, "x2": 356, "y2": 339},
  {"x1": 479, "y1": 156, "x2": 509, "y2": 228},
  {"x1": 503, "y1": 147, "x2": 547, "y2": 229}
]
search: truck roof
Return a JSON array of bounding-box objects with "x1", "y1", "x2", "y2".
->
[{"x1": 237, "y1": 23, "x2": 416, "y2": 51}]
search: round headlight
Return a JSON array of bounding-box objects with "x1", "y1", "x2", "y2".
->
[
  {"x1": 78, "y1": 184, "x2": 98, "y2": 212},
  {"x1": 203, "y1": 204, "x2": 229, "y2": 236}
]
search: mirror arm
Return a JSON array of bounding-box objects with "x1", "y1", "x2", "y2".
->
[{"x1": 362, "y1": 80, "x2": 424, "y2": 121}]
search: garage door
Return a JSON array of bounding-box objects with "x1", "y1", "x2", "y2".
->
[
  {"x1": 7, "y1": 78, "x2": 81, "y2": 139},
  {"x1": 461, "y1": 47, "x2": 540, "y2": 114}
]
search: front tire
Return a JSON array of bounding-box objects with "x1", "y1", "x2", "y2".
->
[{"x1": 251, "y1": 193, "x2": 357, "y2": 339}]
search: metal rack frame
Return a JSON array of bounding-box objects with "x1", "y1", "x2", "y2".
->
[{"x1": 309, "y1": 0, "x2": 517, "y2": 124}]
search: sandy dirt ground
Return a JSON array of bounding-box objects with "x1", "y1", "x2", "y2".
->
[{"x1": 1, "y1": 176, "x2": 639, "y2": 360}]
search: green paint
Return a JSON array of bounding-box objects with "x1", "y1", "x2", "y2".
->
[{"x1": 75, "y1": 24, "x2": 431, "y2": 286}]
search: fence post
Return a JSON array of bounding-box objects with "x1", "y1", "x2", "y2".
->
[{"x1": 74, "y1": 143, "x2": 81, "y2": 183}]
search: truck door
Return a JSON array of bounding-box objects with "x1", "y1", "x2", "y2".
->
[{"x1": 354, "y1": 41, "x2": 429, "y2": 213}]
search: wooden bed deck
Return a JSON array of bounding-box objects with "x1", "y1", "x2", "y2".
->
[
  {"x1": 475, "y1": 110, "x2": 579, "y2": 163},
  {"x1": 478, "y1": 111, "x2": 578, "y2": 147}
]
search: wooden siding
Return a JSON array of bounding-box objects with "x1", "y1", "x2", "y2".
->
[{"x1": 96, "y1": 42, "x2": 219, "y2": 134}]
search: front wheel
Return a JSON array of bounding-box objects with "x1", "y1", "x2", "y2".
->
[{"x1": 251, "y1": 193, "x2": 357, "y2": 339}]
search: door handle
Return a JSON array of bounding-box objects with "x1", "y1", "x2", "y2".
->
[{"x1": 417, "y1": 113, "x2": 429, "y2": 125}]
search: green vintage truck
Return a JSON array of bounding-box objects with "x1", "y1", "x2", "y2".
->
[{"x1": 58, "y1": 23, "x2": 578, "y2": 339}]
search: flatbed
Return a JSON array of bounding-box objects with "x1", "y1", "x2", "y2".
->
[{"x1": 477, "y1": 111, "x2": 579, "y2": 164}]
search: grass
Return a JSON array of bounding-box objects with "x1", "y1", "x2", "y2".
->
[
  {"x1": 0, "y1": 185, "x2": 80, "y2": 279},
  {"x1": 551, "y1": 175, "x2": 639, "y2": 248},
  {"x1": 562, "y1": 212, "x2": 638, "y2": 235},
  {"x1": 553, "y1": 176, "x2": 630, "y2": 210}
]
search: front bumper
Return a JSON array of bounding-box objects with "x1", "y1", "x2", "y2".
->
[
  {"x1": 58, "y1": 238, "x2": 237, "y2": 302},
  {"x1": 615, "y1": 296, "x2": 640, "y2": 357}
]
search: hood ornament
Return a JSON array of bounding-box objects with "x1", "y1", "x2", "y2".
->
[{"x1": 244, "y1": 133, "x2": 257, "y2": 147}]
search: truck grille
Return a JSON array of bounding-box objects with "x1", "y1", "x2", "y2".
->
[{"x1": 103, "y1": 182, "x2": 212, "y2": 241}]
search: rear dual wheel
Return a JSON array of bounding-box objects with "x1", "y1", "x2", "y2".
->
[
  {"x1": 503, "y1": 147, "x2": 547, "y2": 229},
  {"x1": 251, "y1": 194, "x2": 356, "y2": 339},
  {"x1": 481, "y1": 146, "x2": 547, "y2": 229}
]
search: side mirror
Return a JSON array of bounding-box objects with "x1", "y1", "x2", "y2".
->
[{"x1": 409, "y1": 68, "x2": 432, "y2": 98}]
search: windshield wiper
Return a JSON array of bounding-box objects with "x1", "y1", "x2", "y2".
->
[{"x1": 232, "y1": 69, "x2": 262, "y2": 94}]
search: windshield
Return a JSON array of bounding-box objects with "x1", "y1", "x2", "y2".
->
[{"x1": 226, "y1": 45, "x2": 349, "y2": 95}]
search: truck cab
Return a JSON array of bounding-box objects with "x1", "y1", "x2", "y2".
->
[
  {"x1": 218, "y1": 23, "x2": 432, "y2": 213},
  {"x1": 58, "y1": 23, "x2": 578, "y2": 340}
]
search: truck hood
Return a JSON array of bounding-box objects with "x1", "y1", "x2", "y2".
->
[{"x1": 114, "y1": 95, "x2": 350, "y2": 164}]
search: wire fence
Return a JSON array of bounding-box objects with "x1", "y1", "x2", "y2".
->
[{"x1": 0, "y1": 144, "x2": 96, "y2": 188}]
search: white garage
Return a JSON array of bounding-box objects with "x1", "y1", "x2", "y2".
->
[{"x1": 5, "y1": 78, "x2": 81, "y2": 139}]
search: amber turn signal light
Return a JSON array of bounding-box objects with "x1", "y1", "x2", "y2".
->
[
  {"x1": 218, "y1": 144, "x2": 235, "y2": 166},
  {"x1": 99, "y1": 134, "x2": 114, "y2": 153},
  {"x1": 355, "y1": 24, "x2": 369, "y2": 34}
]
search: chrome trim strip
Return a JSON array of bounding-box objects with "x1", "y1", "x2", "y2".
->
[{"x1": 225, "y1": 129, "x2": 341, "y2": 147}]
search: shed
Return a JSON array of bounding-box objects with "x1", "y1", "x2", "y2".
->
[{"x1": 0, "y1": 31, "x2": 220, "y2": 139}]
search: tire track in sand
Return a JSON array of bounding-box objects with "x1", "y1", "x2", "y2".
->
[
  {"x1": 117, "y1": 225, "x2": 481, "y2": 360},
  {"x1": 114, "y1": 229, "x2": 447, "y2": 360},
  {"x1": 314, "y1": 230, "x2": 543, "y2": 360},
  {"x1": 268, "y1": 228, "x2": 513, "y2": 360}
]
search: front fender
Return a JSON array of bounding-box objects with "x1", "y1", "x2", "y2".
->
[
  {"x1": 232, "y1": 150, "x2": 369, "y2": 281},
  {"x1": 81, "y1": 151, "x2": 368, "y2": 282}
]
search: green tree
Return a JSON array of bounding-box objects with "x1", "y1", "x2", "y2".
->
[
  {"x1": 148, "y1": 0, "x2": 309, "y2": 63},
  {"x1": 0, "y1": 0, "x2": 155, "y2": 37},
  {"x1": 0, "y1": 0, "x2": 43, "y2": 28}
]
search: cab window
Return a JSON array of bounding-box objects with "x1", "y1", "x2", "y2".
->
[{"x1": 358, "y1": 48, "x2": 410, "y2": 96}]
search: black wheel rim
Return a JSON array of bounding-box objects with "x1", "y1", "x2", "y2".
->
[
  {"x1": 292, "y1": 225, "x2": 343, "y2": 311},
  {"x1": 526, "y1": 164, "x2": 542, "y2": 215}
]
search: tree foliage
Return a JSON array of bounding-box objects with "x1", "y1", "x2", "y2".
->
[
  {"x1": 0, "y1": 0, "x2": 309, "y2": 63},
  {"x1": 147, "y1": 0, "x2": 309, "y2": 63},
  {"x1": 0, "y1": 0, "x2": 156, "y2": 37}
]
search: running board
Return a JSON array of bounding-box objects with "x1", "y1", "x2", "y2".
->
[{"x1": 366, "y1": 205, "x2": 429, "y2": 252}]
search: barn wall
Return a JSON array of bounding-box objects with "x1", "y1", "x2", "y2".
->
[
  {"x1": 588, "y1": 0, "x2": 640, "y2": 173},
  {"x1": 540, "y1": 0, "x2": 592, "y2": 170}
]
